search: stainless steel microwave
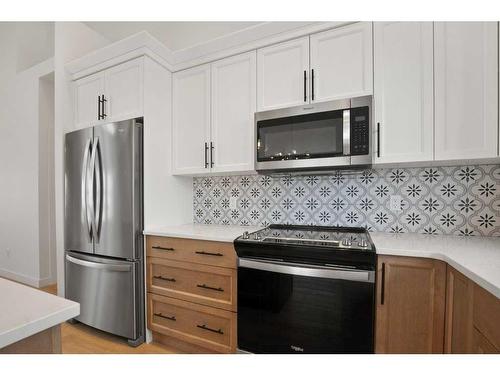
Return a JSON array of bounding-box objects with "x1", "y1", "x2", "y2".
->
[{"x1": 255, "y1": 96, "x2": 372, "y2": 173}]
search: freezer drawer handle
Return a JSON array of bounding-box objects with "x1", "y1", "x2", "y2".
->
[
  {"x1": 196, "y1": 324, "x2": 223, "y2": 335},
  {"x1": 152, "y1": 245, "x2": 175, "y2": 252},
  {"x1": 196, "y1": 284, "x2": 224, "y2": 292},
  {"x1": 154, "y1": 312, "x2": 176, "y2": 322},
  {"x1": 195, "y1": 251, "x2": 223, "y2": 257},
  {"x1": 65, "y1": 254, "x2": 132, "y2": 272},
  {"x1": 153, "y1": 275, "x2": 176, "y2": 283}
]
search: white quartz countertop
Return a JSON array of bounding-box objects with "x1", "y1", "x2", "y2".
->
[
  {"x1": 371, "y1": 232, "x2": 500, "y2": 299},
  {"x1": 144, "y1": 223, "x2": 262, "y2": 243},
  {"x1": 0, "y1": 278, "x2": 80, "y2": 348}
]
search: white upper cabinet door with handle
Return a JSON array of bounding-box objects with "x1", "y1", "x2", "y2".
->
[
  {"x1": 310, "y1": 22, "x2": 373, "y2": 103},
  {"x1": 103, "y1": 57, "x2": 144, "y2": 122},
  {"x1": 74, "y1": 72, "x2": 105, "y2": 129},
  {"x1": 211, "y1": 51, "x2": 257, "y2": 173},
  {"x1": 257, "y1": 36, "x2": 309, "y2": 111},
  {"x1": 434, "y1": 22, "x2": 498, "y2": 160},
  {"x1": 172, "y1": 64, "x2": 211, "y2": 175},
  {"x1": 373, "y1": 22, "x2": 434, "y2": 164}
]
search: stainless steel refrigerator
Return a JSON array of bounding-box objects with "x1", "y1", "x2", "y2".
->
[{"x1": 64, "y1": 119, "x2": 144, "y2": 346}]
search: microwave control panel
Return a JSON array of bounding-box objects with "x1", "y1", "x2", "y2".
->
[{"x1": 350, "y1": 106, "x2": 370, "y2": 156}]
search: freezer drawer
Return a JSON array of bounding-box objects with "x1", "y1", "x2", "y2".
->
[{"x1": 65, "y1": 251, "x2": 141, "y2": 341}]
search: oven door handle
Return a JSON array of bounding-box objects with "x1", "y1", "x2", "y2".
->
[{"x1": 238, "y1": 258, "x2": 374, "y2": 283}]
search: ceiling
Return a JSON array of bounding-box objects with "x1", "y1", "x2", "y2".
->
[{"x1": 84, "y1": 22, "x2": 264, "y2": 52}]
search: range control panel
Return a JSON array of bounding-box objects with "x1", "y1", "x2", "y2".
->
[{"x1": 350, "y1": 106, "x2": 370, "y2": 156}]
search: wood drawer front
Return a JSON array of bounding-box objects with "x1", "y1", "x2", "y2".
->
[
  {"x1": 147, "y1": 293, "x2": 236, "y2": 353},
  {"x1": 147, "y1": 257, "x2": 236, "y2": 311},
  {"x1": 473, "y1": 283, "x2": 500, "y2": 350},
  {"x1": 146, "y1": 236, "x2": 236, "y2": 269}
]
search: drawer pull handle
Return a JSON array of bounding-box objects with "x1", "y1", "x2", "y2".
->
[
  {"x1": 153, "y1": 275, "x2": 176, "y2": 282},
  {"x1": 195, "y1": 250, "x2": 223, "y2": 257},
  {"x1": 152, "y1": 245, "x2": 174, "y2": 251},
  {"x1": 154, "y1": 313, "x2": 176, "y2": 321},
  {"x1": 196, "y1": 283, "x2": 224, "y2": 292},
  {"x1": 196, "y1": 324, "x2": 223, "y2": 335}
]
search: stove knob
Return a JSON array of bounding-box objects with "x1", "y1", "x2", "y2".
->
[
  {"x1": 342, "y1": 239, "x2": 352, "y2": 247},
  {"x1": 358, "y1": 239, "x2": 368, "y2": 248},
  {"x1": 242, "y1": 231, "x2": 250, "y2": 240},
  {"x1": 254, "y1": 232, "x2": 262, "y2": 241}
]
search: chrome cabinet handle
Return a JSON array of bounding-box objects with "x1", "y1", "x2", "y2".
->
[
  {"x1": 154, "y1": 313, "x2": 176, "y2": 321},
  {"x1": 210, "y1": 142, "x2": 214, "y2": 168},
  {"x1": 195, "y1": 250, "x2": 223, "y2": 257},
  {"x1": 152, "y1": 245, "x2": 174, "y2": 251},
  {"x1": 196, "y1": 324, "x2": 223, "y2": 335},
  {"x1": 196, "y1": 284, "x2": 224, "y2": 292},
  {"x1": 204, "y1": 142, "x2": 209, "y2": 168},
  {"x1": 101, "y1": 95, "x2": 107, "y2": 118},
  {"x1": 97, "y1": 96, "x2": 102, "y2": 120},
  {"x1": 153, "y1": 275, "x2": 176, "y2": 282}
]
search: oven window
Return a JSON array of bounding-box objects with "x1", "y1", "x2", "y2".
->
[
  {"x1": 237, "y1": 266, "x2": 375, "y2": 354},
  {"x1": 257, "y1": 110, "x2": 345, "y2": 162}
]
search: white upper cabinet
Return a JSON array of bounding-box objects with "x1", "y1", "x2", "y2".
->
[
  {"x1": 257, "y1": 37, "x2": 309, "y2": 111},
  {"x1": 211, "y1": 51, "x2": 257, "y2": 173},
  {"x1": 434, "y1": 22, "x2": 498, "y2": 160},
  {"x1": 74, "y1": 72, "x2": 105, "y2": 129},
  {"x1": 73, "y1": 57, "x2": 144, "y2": 129},
  {"x1": 310, "y1": 22, "x2": 373, "y2": 103},
  {"x1": 373, "y1": 22, "x2": 434, "y2": 163},
  {"x1": 103, "y1": 58, "x2": 143, "y2": 122},
  {"x1": 172, "y1": 64, "x2": 211, "y2": 175}
]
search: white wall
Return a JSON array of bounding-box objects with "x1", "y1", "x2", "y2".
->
[
  {"x1": 54, "y1": 22, "x2": 110, "y2": 296},
  {"x1": 0, "y1": 23, "x2": 56, "y2": 286}
]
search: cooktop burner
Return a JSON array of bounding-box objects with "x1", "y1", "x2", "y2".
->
[{"x1": 234, "y1": 225, "x2": 376, "y2": 269}]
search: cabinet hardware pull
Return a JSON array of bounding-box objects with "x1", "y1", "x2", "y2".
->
[
  {"x1": 154, "y1": 313, "x2": 176, "y2": 321},
  {"x1": 97, "y1": 96, "x2": 102, "y2": 120},
  {"x1": 101, "y1": 95, "x2": 107, "y2": 118},
  {"x1": 377, "y1": 122, "x2": 381, "y2": 158},
  {"x1": 311, "y1": 69, "x2": 315, "y2": 101},
  {"x1": 153, "y1": 275, "x2": 176, "y2": 282},
  {"x1": 204, "y1": 142, "x2": 209, "y2": 168},
  {"x1": 195, "y1": 250, "x2": 223, "y2": 257},
  {"x1": 196, "y1": 324, "x2": 223, "y2": 335},
  {"x1": 210, "y1": 142, "x2": 214, "y2": 168},
  {"x1": 303, "y1": 70, "x2": 307, "y2": 102},
  {"x1": 152, "y1": 245, "x2": 175, "y2": 251},
  {"x1": 381, "y1": 262, "x2": 386, "y2": 305},
  {"x1": 196, "y1": 284, "x2": 224, "y2": 292}
]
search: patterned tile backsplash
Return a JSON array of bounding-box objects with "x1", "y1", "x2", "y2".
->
[{"x1": 193, "y1": 165, "x2": 500, "y2": 237}]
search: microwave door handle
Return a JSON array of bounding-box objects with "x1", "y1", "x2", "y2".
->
[{"x1": 342, "y1": 109, "x2": 350, "y2": 156}]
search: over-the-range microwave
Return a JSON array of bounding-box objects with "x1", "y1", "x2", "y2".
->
[{"x1": 255, "y1": 96, "x2": 372, "y2": 173}]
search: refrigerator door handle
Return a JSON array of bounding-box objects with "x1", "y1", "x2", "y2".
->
[
  {"x1": 94, "y1": 138, "x2": 102, "y2": 243},
  {"x1": 89, "y1": 137, "x2": 99, "y2": 243},
  {"x1": 66, "y1": 254, "x2": 132, "y2": 272},
  {"x1": 82, "y1": 138, "x2": 92, "y2": 241}
]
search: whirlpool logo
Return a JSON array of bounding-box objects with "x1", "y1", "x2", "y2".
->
[{"x1": 290, "y1": 345, "x2": 304, "y2": 352}]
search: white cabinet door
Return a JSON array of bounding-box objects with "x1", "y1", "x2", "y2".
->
[
  {"x1": 211, "y1": 51, "x2": 257, "y2": 173},
  {"x1": 373, "y1": 22, "x2": 434, "y2": 164},
  {"x1": 434, "y1": 22, "x2": 498, "y2": 160},
  {"x1": 104, "y1": 57, "x2": 144, "y2": 122},
  {"x1": 172, "y1": 64, "x2": 211, "y2": 175},
  {"x1": 74, "y1": 72, "x2": 104, "y2": 129},
  {"x1": 310, "y1": 22, "x2": 373, "y2": 103},
  {"x1": 257, "y1": 36, "x2": 309, "y2": 111}
]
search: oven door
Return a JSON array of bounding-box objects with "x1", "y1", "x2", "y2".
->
[
  {"x1": 255, "y1": 100, "x2": 351, "y2": 171},
  {"x1": 237, "y1": 258, "x2": 375, "y2": 354}
]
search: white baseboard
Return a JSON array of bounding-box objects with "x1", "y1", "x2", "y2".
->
[{"x1": 0, "y1": 268, "x2": 55, "y2": 288}]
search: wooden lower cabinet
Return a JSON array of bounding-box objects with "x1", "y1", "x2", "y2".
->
[{"x1": 375, "y1": 255, "x2": 447, "y2": 353}]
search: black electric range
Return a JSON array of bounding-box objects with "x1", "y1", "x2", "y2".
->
[{"x1": 234, "y1": 224, "x2": 376, "y2": 354}]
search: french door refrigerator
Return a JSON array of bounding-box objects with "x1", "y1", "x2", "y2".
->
[{"x1": 64, "y1": 119, "x2": 144, "y2": 346}]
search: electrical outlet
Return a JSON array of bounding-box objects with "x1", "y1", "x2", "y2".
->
[
  {"x1": 229, "y1": 197, "x2": 237, "y2": 210},
  {"x1": 390, "y1": 195, "x2": 403, "y2": 212}
]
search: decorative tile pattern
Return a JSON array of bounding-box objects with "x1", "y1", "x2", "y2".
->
[{"x1": 193, "y1": 165, "x2": 500, "y2": 237}]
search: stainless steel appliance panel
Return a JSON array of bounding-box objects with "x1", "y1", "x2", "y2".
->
[
  {"x1": 65, "y1": 251, "x2": 138, "y2": 339},
  {"x1": 64, "y1": 127, "x2": 94, "y2": 254},
  {"x1": 93, "y1": 120, "x2": 143, "y2": 259}
]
